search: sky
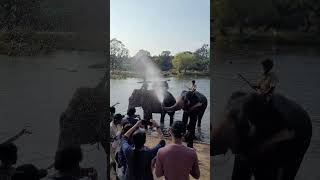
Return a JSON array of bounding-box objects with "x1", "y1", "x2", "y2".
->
[{"x1": 111, "y1": 0, "x2": 210, "y2": 56}]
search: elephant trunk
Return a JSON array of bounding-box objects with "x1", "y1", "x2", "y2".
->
[{"x1": 163, "y1": 99, "x2": 183, "y2": 112}]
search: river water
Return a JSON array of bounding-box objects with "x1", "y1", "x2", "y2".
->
[
  {"x1": 211, "y1": 44, "x2": 320, "y2": 180},
  {"x1": 110, "y1": 77, "x2": 211, "y2": 143},
  {"x1": 0, "y1": 51, "x2": 107, "y2": 180}
]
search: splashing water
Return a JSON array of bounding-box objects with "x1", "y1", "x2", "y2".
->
[{"x1": 132, "y1": 51, "x2": 165, "y2": 103}]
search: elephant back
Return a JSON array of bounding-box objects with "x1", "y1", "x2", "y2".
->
[
  {"x1": 163, "y1": 91, "x2": 176, "y2": 107},
  {"x1": 271, "y1": 94, "x2": 312, "y2": 139},
  {"x1": 58, "y1": 87, "x2": 108, "y2": 148},
  {"x1": 194, "y1": 91, "x2": 208, "y2": 104}
]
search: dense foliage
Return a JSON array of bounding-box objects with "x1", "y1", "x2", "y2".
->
[
  {"x1": 110, "y1": 38, "x2": 209, "y2": 73},
  {"x1": 214, "y1": 0, "x2": 320, "y2": 34}
]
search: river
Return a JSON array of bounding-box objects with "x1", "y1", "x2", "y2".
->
[
  {"x1": 211, "y1": 44, "x2": 320, "y2": 180},
  {"x1": 0, "y1": 51, "x2": 107, "y2": 180},
  {"x1": 110, "y1": 77, "x2": 211, "y2": 143}
]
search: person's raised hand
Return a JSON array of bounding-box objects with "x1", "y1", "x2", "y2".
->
[
  {"x1": 21, "y1": 128, "x2": 32, "y2": 135},
  {"x1": 135, "y1": 120, "x2": 143, "y2": 128}
]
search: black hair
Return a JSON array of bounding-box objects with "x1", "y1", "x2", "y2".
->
[
  {"x1": 261, "y1": 59, "x2": 273, "y2": 73},
  {"x1": 54, "y1": 146, "x2": 83, "y2": 173},
  {"x1": 114, "y1": 113, "x2": 124, "y2": 125},
  {"x1": 0, "y1": 143, "x2": 18, "y2": 165},
  {"x1": 12, "y1": 164, "x2": 46, "y2": 180},
  {"x1": 132, "y1": 130, "x2": 146, "y2": 179},
  {"x1": 127, "y1": 108, "x2": 136, "y2": 116},
  {"x1": 121, "y1": 124, "x2": 133, "y2": 136},
  {"x1": 171, "y1": 121, "x2": 186, "y2": 138},
  {"x1": 192, "y1": 80, "x2": 195, "y2": 84}
]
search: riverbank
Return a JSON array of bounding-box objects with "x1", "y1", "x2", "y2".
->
[
  {"x1": 108, "y1": 69, "x2": 209, "y2": 79},
  {"x1": 214, "y1": 30, "x2": 320, "y2": 48},
  {"x1": 0, "y1": 31, "x2": 106, "y2": 56}
]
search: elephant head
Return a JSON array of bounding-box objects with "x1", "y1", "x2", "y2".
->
[
  {"x1": 128, "y1": 89, "x2": 144, "y2": 109},
  {"x1": 212, "y1": 91, "x2": 273, "y2": 156}
]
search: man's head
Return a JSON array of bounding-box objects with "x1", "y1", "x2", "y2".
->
[
  {"x1": 170, "y1": 121, "x2": 186, "y2": 139},
  {"x1": 54, "y1": 146, "x2": 83, "y2": 174},
  {"x1": 114, "y1": 113, "x2": 124, "y2": 125},
  {"x1": 0, "y1": 143, "x2": 18, "y2": 166},
  {"x1": 132, "y1": 129, "x2": 146, "y2": 150},
  {"x1": 192, "y1": 80, "x2": 195, "y2": 84},
  {"x1": 127, "y1": 108, "x2": 136, "y2": 116},
  {"x1": 261, "y1": 59, "x2": 273, "y2": 73}
]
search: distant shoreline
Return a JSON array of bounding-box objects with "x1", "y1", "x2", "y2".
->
[
  {"x1": 214, "y1": 30, "x2": 320, "y2": 47},
  {"x1": 109, "y1": 70, "x2": 210, "y2": 79}
]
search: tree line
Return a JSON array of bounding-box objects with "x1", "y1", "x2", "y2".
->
[
  {"x1": 110, "y1": 38, "x2": 210, "y2": 74},
  {"x1": 213, "y1": 0, "x2": 320, "y2": 35}
]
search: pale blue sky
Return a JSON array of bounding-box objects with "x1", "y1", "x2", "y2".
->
[{"x1": 111, "y1": 0, "x2": 210, "y2": 56}]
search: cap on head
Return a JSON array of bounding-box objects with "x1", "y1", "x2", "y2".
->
[{"x1": 171, "y1": 121, "x2": 186, "y2": 138}]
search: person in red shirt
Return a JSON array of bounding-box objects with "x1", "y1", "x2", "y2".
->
[{"x1": 154, "y1": 121, "x2": 200, "y2": 180}]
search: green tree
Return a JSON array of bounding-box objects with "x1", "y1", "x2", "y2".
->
[
  {"x1": 110, "y1": 38, "x2": 129, "y2": 70},
  {"x1": 194, "y1": 44, "x2": 210, "y2": 71},
  {"x1": 172, "y1": 52, "x2": 196, "y2": 73},
  {"x1": 157, "y1": 50, "x2": 173, "y2": 71}
]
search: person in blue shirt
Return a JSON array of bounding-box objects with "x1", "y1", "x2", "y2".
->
[
  {"x1": 121, "y1": 120, "x2": 165, "y2": 180},
  {"x1": 121, "y1": 108, "x2": 140, "y2": 126}
]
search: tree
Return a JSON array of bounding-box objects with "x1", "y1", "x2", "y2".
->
[
  {"x1": 194, "y1": 44, "x2": 210, "y2": 71},
  {"x1": 110, "y1": 38, "x2": 129, "y2": 70},
  {"x1": 157, "y1": 50, "x2": 173, "y2": 71},
  {"x1": 172, "y1": 52, "x2": 196, "y2": 73},
  {"x1": 0, "y1": 0, "x2": 42, "y2": 30}
]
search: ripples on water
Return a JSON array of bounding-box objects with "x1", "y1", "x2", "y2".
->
[{"x1": 212, "y1": 45, "x2": 320, "y2": 180}]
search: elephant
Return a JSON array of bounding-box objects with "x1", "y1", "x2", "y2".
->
[
  {"x1": 163, "y1": 90, "x2": 208, "y2": 147},
  {"x1": 57, "y1": 74, "x2": 108, "y2": 155},
  {"x1": 212, "y1": 91, "x2": 312, "y2": 180},
  {"x1": 128, "y1": 88, "x2": 176, "y2": 125}
]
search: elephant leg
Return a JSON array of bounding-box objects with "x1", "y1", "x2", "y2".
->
[
  {"x1": 232, "y1": 154, "x2": 253, "y2": 180},
  {"x1": 182, "y1": 111, "x2": 189, "y2": 125},
  {"x1": 169, "y1": 113, "x2": 174, "y2": 126},
  {"x1": 197, "y1": 103, "x2": 207, "y2": 127},
  {"x1": 160, "y1": 112, "x2": 165, "y2": 124},
  {"x1": 144, "y1": 111, "x2": 153, "y2": 129},
  {"x1": 186, "y1": 113, "x2": 197, "y2": 148},
  {"x1": 281, "y1": 139, "x2": 311, "y2": 180}
]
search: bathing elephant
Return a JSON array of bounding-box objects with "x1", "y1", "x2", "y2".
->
[
  {"x1": 212, "y1": 91, "x2": 312, "y2": 180},
  {"x1": 58, "y1": 74, "x2": 109, "y2": 155},
  {"x1": 128, "y1": 89, "x2": 176, "y2": 125},
  {"x1": 163, "y1": 90, "x2": 208, "y2": 127}
]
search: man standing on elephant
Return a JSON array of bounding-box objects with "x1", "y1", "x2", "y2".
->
[{"x1": 163, "y1": 91, "x2": 207, "y2": 148}]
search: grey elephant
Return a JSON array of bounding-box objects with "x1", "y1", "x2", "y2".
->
[
  {"x1": 212, "y1": 91, "x2": 312, "y2": 180},
  {"x1": 57, "y1": 74, "x2": 108, "y2": 154},
  {"x1": 128, "y1": 88, "x2": 176, "y2": 125},
  {"x1": 163, "y1": 90, "x2": 208, "y2": 147}
]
